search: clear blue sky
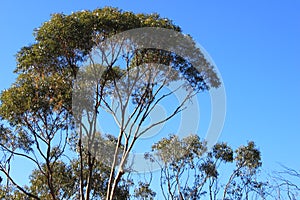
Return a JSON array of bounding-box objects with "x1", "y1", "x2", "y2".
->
[{"x1": 0, "y1": 0, "x2": 299, "y2": 190}]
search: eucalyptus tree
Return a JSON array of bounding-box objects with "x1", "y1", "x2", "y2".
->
[
  {"x1": 0, "y1": 7, "x2": 220, "y2": 200},
  {"x1": 146, "y1": 135, "x2": 266, "y2": 200}
]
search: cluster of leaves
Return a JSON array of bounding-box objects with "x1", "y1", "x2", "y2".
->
[
  {"x1": 16, "y1": 7, "x2": 181, "y2": 75},
  {"x1": 134, "y1": 182, "x2": 156, "y2": 200}
]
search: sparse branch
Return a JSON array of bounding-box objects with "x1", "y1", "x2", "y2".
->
[
  {"x1": 0, "y1": 144, "x2": 42, "y2": 172},
  {"x1": 137, "y1": 101, "x2": 186, "y2": 138},
  {"x1": 222, "y1": 167, "x2": 242, "y2": 200},
  {"x1": 0, "y1": 165, "x2": 41, "y2": 200}
]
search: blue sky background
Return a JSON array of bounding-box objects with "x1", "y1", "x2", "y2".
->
[{"x1": 0, "y1": 0, "x2": 299, "y2": 192}]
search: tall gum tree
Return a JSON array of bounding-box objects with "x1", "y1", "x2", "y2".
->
[{"x1": 0, "y1": 7, "x2": 220, "y2": 200}]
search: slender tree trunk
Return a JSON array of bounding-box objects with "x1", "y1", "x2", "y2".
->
[
  {"x1": 109, "y1": 167, "x2": 125, "y2": 200},
  {"x1": 222, "y1": 169, "x2": 239, "y2": 200},
  {"x1": 176, "y1": 169, "x2": 184, "y2": 200},
  {"x1": 85, "y1": 153, "x2": 95, "y2": 200},
  {"x1": 106, "y1": 130, "x2": 124, "y2": 200},
  {"x1": 79, "y1": 137, "x2": 85, "y2": 200},
  {"x1": 46, "y1": 136, "x2": 57, "y2": 200}
]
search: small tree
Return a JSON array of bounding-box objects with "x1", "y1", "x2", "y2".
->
[{"x1": 147, "y1": 134, "x2": 266, "y2": 200}]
